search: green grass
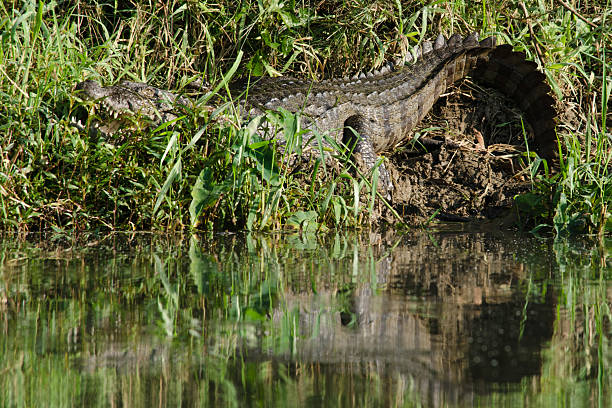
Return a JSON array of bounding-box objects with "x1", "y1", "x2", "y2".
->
[{"x1": 0, "y1": 0, "x2": 609, "y2": 233}]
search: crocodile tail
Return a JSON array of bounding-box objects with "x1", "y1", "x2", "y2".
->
[{"x1": 467, "y1": 43, "x2": 558, "y2": 161}]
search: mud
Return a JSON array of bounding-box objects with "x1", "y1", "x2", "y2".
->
[{"x1": 384, "y1": 79, "x2": 538, "y2": 225}]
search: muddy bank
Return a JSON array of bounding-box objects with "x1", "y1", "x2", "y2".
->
[{"x1": 383, "y1": 79, "x2": 539, "y2": 225}]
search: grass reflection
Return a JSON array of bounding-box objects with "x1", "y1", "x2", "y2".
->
[{"x1": 0, "y1": 232, "x2": 609, "y2": 407}]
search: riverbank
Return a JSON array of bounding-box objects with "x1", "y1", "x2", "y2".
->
[{"x1": 0, "y1": 1, "x2": 609, "y2": 234}]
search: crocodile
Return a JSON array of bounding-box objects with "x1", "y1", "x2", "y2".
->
[{"x1": 74, "y1": 33, "x2": 558, "y2": 198}]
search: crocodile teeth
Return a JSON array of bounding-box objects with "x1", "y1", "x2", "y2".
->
[
  {"x1": 434, "y1": 34, "x2": 446, "y2": 50},
  {"x1": 422, "y1": 41, "x2": 433, "y2": 55},
  {"x1": 359, "y1": 72, "x2": 366, "y2": 79},
  {"x1": 351, "y1": 74, "x2": 359, "y2": 80},
  {"x1": 70, "y1": 117, "x2": 85, "y2": 130},
  {"x1": 379, "y1": 65, "x2": 390, "y2": 75}
]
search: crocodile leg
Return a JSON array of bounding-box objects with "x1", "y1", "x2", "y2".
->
[{"x1": 343, "y1": 115, "x2": 393, "y2": 200}]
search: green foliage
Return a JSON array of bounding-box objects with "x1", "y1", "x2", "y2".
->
[
  {"x1": 505, "y1": 1, "x2": 611, "y2": 236},
  {"x1": 0, "y1": 0, "x2": 609, "y2": 233}
]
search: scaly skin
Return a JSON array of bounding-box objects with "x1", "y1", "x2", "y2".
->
[{"x1": 74, "y1": 33, "x2": 558, "y2": 198}]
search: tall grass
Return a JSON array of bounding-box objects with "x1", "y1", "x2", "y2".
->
[{"x1": 0, "y1": 0, "x2": 609, "y2": 233}]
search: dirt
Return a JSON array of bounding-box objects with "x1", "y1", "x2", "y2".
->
[{"x1": 383, "y1": 79, "x2": 538, "y2": 225}]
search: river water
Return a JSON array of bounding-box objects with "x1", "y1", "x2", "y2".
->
[{"x1": 1, "y1": 228, "x2": 610, "y2": 407}]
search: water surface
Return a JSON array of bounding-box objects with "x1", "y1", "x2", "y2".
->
[{"x1": 1, "y1": 228, "x2": 610, "y2": 407}]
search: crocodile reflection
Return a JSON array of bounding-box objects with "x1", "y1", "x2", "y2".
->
[
  {"x1": 1, "y1": 232, "x2": 606, "y2": 407},
  {"x1": 228, "y1": 231, "x2": 556, "y2": 403}
]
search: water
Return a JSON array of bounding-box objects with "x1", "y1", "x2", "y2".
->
[{"x1": 1, "y1": 228, "x2": 610, "y2": 407}]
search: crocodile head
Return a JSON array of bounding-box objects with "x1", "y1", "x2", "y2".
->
[
  {"x1": 73, "y1": 79, "x2": 189, "y2": 135},
  {"x1": 74, "y1": 79, "x2": 107, "y2": 100}
]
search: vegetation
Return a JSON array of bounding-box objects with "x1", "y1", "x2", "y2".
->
[
  {"x1": 0, "y1": 231, "x2": 609, "y2": 406},
  {"x1": 0, "y1": 0, "x2": 609, "y2": 233}
]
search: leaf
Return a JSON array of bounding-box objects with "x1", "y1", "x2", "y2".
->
[
  {"x1": 240, "y1": 137, "x2": 280, "y2": 186},
  {"x1": 189, "y1": 168, "x2": 231, "y2": 226},
  {"x1": 333, "y1": 197, "x2": 346, "y2": 226},
  {"x1": 154, "y1": 157, "x2": 182, "y2": 214},
  {"x1": 286, "y1": 210, "x2": 319, "y2": 231},
  {"x1": 321, "y1": 181, "x2": 336, "y2": 215},
  {"x1": 160, "y1": 131, "x2": 179, "y2": 166}
]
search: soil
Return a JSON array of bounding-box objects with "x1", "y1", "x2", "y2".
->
[{"x1": 382, "y1": 78, "x2": 538, "y2": 225}]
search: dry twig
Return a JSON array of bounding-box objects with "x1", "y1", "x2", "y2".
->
[
  {"x1": 557, "y1": 0, "x2": 599, "y2": 29},
  {"x1": 519, "y1": 2, "x2": 545, "y2": 66}
]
